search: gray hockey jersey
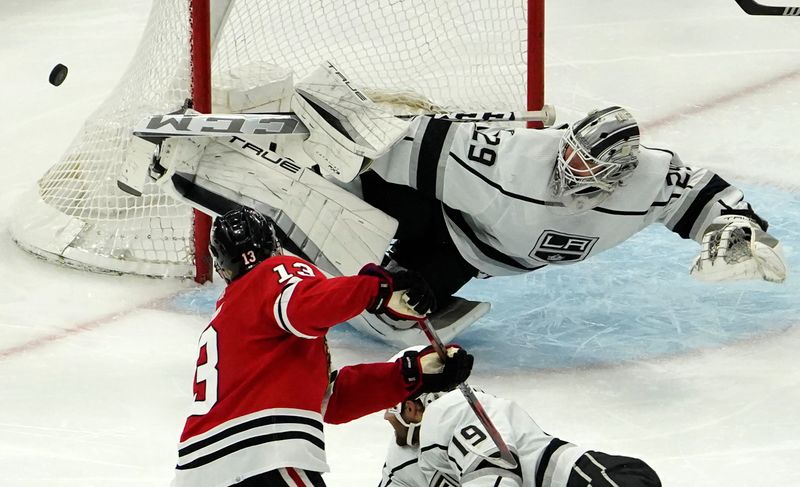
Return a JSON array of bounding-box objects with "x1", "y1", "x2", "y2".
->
[{"x1": 371, "y1": 117, "x2": 757, "y2": 276}]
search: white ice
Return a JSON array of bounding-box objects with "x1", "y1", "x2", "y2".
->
[{"x1": 1, "y1": 1, "x2": 799, "y2": 486}]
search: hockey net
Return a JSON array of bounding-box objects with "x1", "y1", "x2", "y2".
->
[{"x1": 11, "y1": 0, "x2": 540, "y2": 280}]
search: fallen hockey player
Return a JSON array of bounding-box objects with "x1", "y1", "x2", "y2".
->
[{"x1": 380, "y1": 387, "x2": 661, "y2": 487}]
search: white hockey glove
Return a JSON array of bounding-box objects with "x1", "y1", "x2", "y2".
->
[
  {"x1": 291, "y1": 62, "x2": 410, "y2": 183},
  {"x1": 690, "y1": 214, "x2": 786, "y2": 283}
]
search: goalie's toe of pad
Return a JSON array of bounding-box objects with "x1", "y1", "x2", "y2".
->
[{"x1": 347, "y1": 297, "x2": 491, "y2": 347}]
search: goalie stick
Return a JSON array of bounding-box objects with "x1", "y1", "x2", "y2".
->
[
  {"x1": 734, "y1": 0, "x2": 800, "y2": 15},
  {"x1": 132, "y1": 107, "x2": 556, "y2": 139},
  {"x1": 416, "y1": 317, "x2": 519, "y2": 470}
]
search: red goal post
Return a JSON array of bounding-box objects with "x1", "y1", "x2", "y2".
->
[{"x1": 11, "y1": 0, "x2": 545, "y2": 283}]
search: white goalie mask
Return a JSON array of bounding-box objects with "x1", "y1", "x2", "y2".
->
[{"x1": 551, "y1": 106, "x2": 640, "y2": 213}]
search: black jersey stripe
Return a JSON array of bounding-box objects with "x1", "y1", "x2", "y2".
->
[
  {"x1": 420, "y1": 443, "x2": 449, "y2": 453},
  {"x1": 450, "y1": 151, "x2": 655, "y2": 216},
  {"x1": 535, "y1": 437, "x2": 568, "y2": 487},
  {"x1": 387, "y1": 457, "x2": 419, "y2": 475},
  {"x1": 177, "y1": 431, "x2": 325, "y2": 470},
  {"x1": 382, "y1": 457, "x2": 419, "y2": 487},
  {"x1": 669, "y1": 174, "x2": 731, "y2": 238},
  {"x1": 590, "y1": 206, "x2": 650, "y2": 216},
  {"x1": 443, "y1": 205, "x2": 546, "y2": 272},
  {"x1": 472, "y1": 452, "x2": 523, "y2": 477},
  {"x1": 178, "y1": 414, "x2": 323, "y2": 457},
  {"x1": 416, "y1": 118, "x2": 454, "y2": 198},
  {"x1": 449, "y1": 152, "x2": 552, "y2": 205}
]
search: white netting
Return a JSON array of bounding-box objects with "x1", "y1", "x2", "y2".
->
[{"x1": 11, "y1": 0, "x2": 530, "y2": 278}]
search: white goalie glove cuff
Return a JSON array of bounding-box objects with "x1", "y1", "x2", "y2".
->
[{"x1": 690, "y1": 214, "x2": 786, "y2": 283}]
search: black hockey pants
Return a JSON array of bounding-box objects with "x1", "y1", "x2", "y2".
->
[
  {"x1": 360, "y1": 171, "x2": 479, "y2": 308},
  {"x1": 567, "y1": 451, "x2": 661, "y2": 487}
]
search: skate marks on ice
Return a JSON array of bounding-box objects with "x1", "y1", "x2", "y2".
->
[{"x1": 169, "y1": 184, "x2": 798, "y2": 371}]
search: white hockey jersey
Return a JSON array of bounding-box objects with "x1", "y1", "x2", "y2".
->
[
  {"x1": 371, "y1": 117, "x2": 759, "y2": 276},
  {"x1": 379, "y1": 438, "x2": 427, "y2": 487},
  {"x1": 381, "y1": 390, "x2": 588, "y2": 487}
]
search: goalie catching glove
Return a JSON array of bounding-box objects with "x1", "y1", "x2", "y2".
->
[
  {"x1": 360, "y1": 263, "x2": 437, "y2": 321},
  {"x1": 399, "y1": 345, "x2": 474, "y2": 394},
  {"x1": 690, "y1": 212, "x2": 786, "y2": 283}
]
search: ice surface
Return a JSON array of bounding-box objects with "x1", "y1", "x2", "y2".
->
[{"x1": 0, "y1": 1, "x2": 798, "y2": 486}]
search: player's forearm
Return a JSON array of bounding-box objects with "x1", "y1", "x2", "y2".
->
[
  {"x1": 323, "y1": 361, "x2": 417, "y2": 424},
  {"x1": 280, "y1": 276, "x2": 382, "y2": 335}
]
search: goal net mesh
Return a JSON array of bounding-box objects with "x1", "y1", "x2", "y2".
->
[{"x1": 11, "y1": 0, "x2": 530, "y2": 278}]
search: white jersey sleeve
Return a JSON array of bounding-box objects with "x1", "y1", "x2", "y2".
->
[
  {"x1": 417, "y1": 390, "x2": 586, "y2": 487},
  {"x1": 380, "y1": 438, "x2": 427, "y2": 487},
  {"x1": 649, "y1": 149, "x2": 768, "y2": 241}
]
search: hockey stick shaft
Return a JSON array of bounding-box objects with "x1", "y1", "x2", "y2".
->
[
  {"x1": 417, "y1": 318, "x2": 518, "y2": 469},
  {"x1": 734, "y1": 0, "x2": 800, "y2": 15},
  {"x1": 133, "y1": 105, "x2": 557, "y2": 139},
  {"x1": 403, "y1": 105, "x2": 556, "y2": 125}
]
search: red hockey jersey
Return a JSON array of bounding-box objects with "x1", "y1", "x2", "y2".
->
[{"x1": 174, "y1": 255, "x2": 417, "y2": 487}]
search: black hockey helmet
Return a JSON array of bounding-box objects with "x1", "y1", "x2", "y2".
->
[{"x1": 209, "y1": 207, "x2": 281, "y2": 283}]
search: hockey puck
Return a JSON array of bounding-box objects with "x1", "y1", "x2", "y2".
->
[{"x1": 49, "y1": 63, "x2": 69, "y2": 86}]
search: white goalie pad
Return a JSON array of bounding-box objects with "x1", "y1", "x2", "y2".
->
[
  {"x1": 121, "y1": 132, "x2": 489, "y2": 345},
  {"x1": 348, "y1": 297, "x2": 491, "y2": 348},
  {"x1": 690, "y1": 215, "x2": 787, "y2": 283},
  {"x1": 152, "y1": 135, "x2": 398, "y2": 277},
  {"x1": 292, "y1": 61, "x2": 411, "y2": 182},
  {"x1": 212, "y1": 63, "x2": 294, "y2": 113}
]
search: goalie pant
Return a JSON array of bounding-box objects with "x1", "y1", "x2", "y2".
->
[
  {"x1": 174, "y1": 254, "x2": 421, "y2": 487},
  {"x1": 380, "y1": 390, "x2": 661, "y2": 487},
  {"x1": 364, "y1": 116, "x2": 767, "y2": 283}
]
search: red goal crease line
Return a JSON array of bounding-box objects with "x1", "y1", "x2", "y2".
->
[{"x1": 0, "y1": 293, "x2": 185, "y2": 361}]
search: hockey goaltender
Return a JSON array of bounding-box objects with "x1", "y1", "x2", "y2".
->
[{"x1": 120, "y1": 62, "x2": 787, "y2": 347}]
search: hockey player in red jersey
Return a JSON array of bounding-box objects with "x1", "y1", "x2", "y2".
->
[{"x1": 173, "y1": 207, "x2": 474, "y2": 487}]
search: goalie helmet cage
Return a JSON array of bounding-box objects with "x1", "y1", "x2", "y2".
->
[{"x1": 10, "y1": 0, "x2": 545, "y2": 282}]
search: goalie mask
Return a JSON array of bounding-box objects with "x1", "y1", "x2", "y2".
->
[
  {"x1": 210, "y1": 207, "x2": 281, "y2": 283},
  {"x1": 551, "y1": 106, "x2": 640, "y2": 213}
]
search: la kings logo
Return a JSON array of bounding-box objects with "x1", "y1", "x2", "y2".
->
[{"x1": 530, "y1": 230, "x2": 598, "y2": 263}]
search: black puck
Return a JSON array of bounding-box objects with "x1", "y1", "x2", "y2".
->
[{"x1": 49, "y1": 63, "x2": 69, "y2": 86}]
